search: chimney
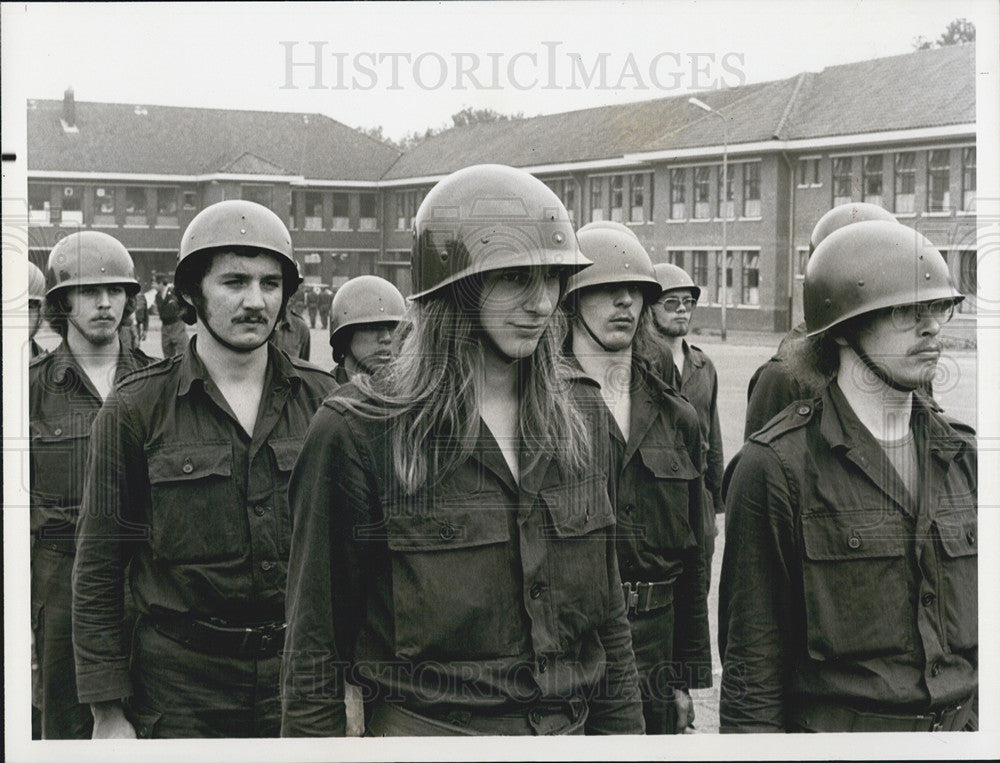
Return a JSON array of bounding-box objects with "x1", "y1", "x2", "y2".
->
[{"x1": 63, "y1": 87, "x2": 75, "y2": 127}]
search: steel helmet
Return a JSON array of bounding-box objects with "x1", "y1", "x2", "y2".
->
[
  {"x1": 410, "y1": 164, "x2": 591, "y2": 301},
  {"x1": 329, "y1": 275, "x2": 407, "y2": 348},
  {"x1": 653, "y1": 263, "x2": 701, "y2": 301},
  {"x1": 176, "y1": 199, "x2": 302, "y2": 298},
  {"x1": 45, "y1": 231, "x2": 140, "y2": 297},
  {"x1": 804, "y1": 220, "x2": 963, "y2": 336},
  {"x1": 563, "y1": 225, "x2": 660, "y2": 302},
  {"x1": 28, "y1": 261, "x2": 47, "y2": 302},
  {"x1": 810, "y1": 202, "x2": 898, "y2": 253},
  {"x1": 576, "y1": 220, "x2": 640, "y2": 240}
]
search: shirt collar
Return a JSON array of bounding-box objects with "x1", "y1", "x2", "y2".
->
[{"x1": 177, "y1": 335, "x2": 303, "y2": 398}]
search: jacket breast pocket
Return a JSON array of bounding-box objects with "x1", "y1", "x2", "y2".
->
[
  {"x1": 146, "y1": 442, "x2": 244, "y2": 563},
  {"x1": 30, "y1": 416, "x2": 92, "y2": 514},
  {"x1": 935, "y1": 507, "x2": 977, "y2": 651},
  {"x1": 540, "y1": 474, "x2": 616, "y2": 642},
  {"x1": 634, "y1": 444, "x2": 701, "y2": 551},
  {"x1": 385, "y1": 495, "x2": 517, "y2": 660},
  {"x1": 800, "y1": 509, "x2": 914, "y2": 661},
  {"x1": 268, "y1": 436, "x2": 303, "y2": 556}
]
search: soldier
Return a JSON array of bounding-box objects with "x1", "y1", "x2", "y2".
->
[
  {"x1": 743, "y1": 202, "x2": 899, "y2": 440},
  {"x1": 563, "y1": 222, "x2": 710, "y2": 734},
  {"x1": 154, "y1": 273, "x2": 189, "y2": 358},
  {"x1": 28, "y1": 260, "x2": 47, "y2": 358},
  {"x1": 305, "y1": 284, "x2": 319, "y2": 328},
  {"x1": 328, "y1": 275, "x2": 406, "y2": 384},
  {"x1": 72, "y1": 200, "x2": 336, "y2": 738},
  {"x1": 270, "y1": 285, "x2": 311, "y2": 361},
  {"x1": 318, "y1": 284, "x2": 333, "y2": 330},
  {"x1": 649, "y1": 263, "x2": 724, "y2": 592},
  {"x1": 134, "y1": 287, "x2": 149, "y2": 343},
  {"x1": 282, "y1": 164, "x2": 644, "y2": 736},
  {"x1": 30, "y1": 231, "x2": 155, "y2": 738},
  {"x1": 719, "y1": 221, "x2": 976, "y2": 732}
]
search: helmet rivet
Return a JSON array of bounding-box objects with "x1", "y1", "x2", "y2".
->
[
  {"x1": 553, "y1": 232, "x2": 564, "y2": 244},
  {"x1": 241, "y1": 228, "x2": 247, "y2": 235},
  {"x1": 925, "y1": 273, "x2": 931, "y2": 280},
  {"x1": 481, "y1": 236, "x2": 490, "y2": 245},
  {"x1": 624, "y1": 263, "x2": 630, "y2": 269},
  {"x1": 857, "y1": 280, "x2": 864, "y2": 287},
  {"x1": 824, "y1": 298, "x2": 832, "y2": 307}
]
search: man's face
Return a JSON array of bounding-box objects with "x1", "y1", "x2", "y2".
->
[
  {"x1": 651, "y1": 288, "x2": 696, "y2": 338},
  {"x1": 575, "y1": 283, "x2": 643, "y2": 351},
  {"x1": 477, "y1": 267, "x2": 562, "y2": 360},
  {"x1": 66, "y1": 285, "x2": 127, "y2": 346},
  {"x1": 348, "y1": 321, "x2": 397, "y2": 373},
  {"x1": 196, "y1": 252, "x2": 283, "y2": 352},
  {"x1": 854, "y1": 299, "x2": 955, "y2": 390}
]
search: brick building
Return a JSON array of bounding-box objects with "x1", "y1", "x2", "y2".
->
[{"x1": 27, "y1": 43, "x2": 976, "y2": 332}]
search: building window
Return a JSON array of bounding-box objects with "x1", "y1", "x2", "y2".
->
[
  {"x1": 124, "y1": 187, "x2": 147, "y2": 226},
  {"x1": 743, "y1": 162, "x2": 761, "y2": 218},
  {"x1": 628, "y1": 174, "x2": 645, "y2": 223},
  {"x1": 331, "y1": 193, "x2": 350, "y2": 230},
  {"x1": 894, "y1": 152, "x2": 916, "y2": 213},
  {"x1": 862, "y1": 155, "x2": 883, "y2": 208},
  {"x1": 962, "y1": 147, "x2": 976, "y2": 212},
  {"x1": 303, "y1": 252, "x2": 322, "y2": 281},
  {"x1": 58, "y1": 186, "x2": 83, "y2": 225},
  {"x1": 545, "y1": 179, "x2": 576, "y2": 224},
  {"x1": 590, "y1": 177, "x2": 605, "y2": 222},
  {"x1": 304, "y1": 191, "x2": 323, "y2": 230},
  {"x1": 927, "y1": 149, "x2": 951, "y2": 212},
  {"x1": 395, "y1": 189, "x2": 425, "y2": 231},
  {"x1": 958, "y1": 249, "x2": 976, "y2": 314},
  {"x1": 94, "y1": 187, "x2": 117, "y2": 226},
  {"x1": 797, "y1": 157, "x2": 821, "y2": 187},
  {"x1": 359, "y1": 193, "x2": 377, "y2": 231},
  {"x1": 692, "y1": 251, "x2": 708, "y2": 288},
  {"x1": 717, "y1": 165, "x2": 735, "y2": 219},
  {"x1": 29, "y1": 184, "x2": 52, "y2": 224},
  {"x1": 832, "y1": 157, "x2": 853, "y2": 206},
  {"x1": 714, "y1": 250, "x2": 734, "y2": 305},
  {"x1": 669, "y1": 168, "x2": 686, "y2": 220},
  {"x1": 182, "y1": 191, "x2": 198, "y2": 211},
  {"x1": 241, "y1": 184, "x2": 273, "y2": 209},
  {"x1": 667, "y1": 250, "x2": 685, "y2": 268},
  {"x1": 610, "y1": 175, "x2": 624, "y2": 222},
  {"x1": 741, "y1": 251, "x2": 760, "y2": 306},
  {"x1": 796, "y1": 247, "x2": 809, "y2": 277},
  {"x1": 694, "y1": 167, "x2": 711, "y2": 219},
  {"x1": 156, "y1": 188, "x2": 179, "y2": 227}
]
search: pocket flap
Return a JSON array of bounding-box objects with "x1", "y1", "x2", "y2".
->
[
  {"x1": 31, "y1": 416, "x2": 91, "y2": 442},
  {"x1": 386, "y1": 501, "x2": 511, "y2": 551},
  {"x1": 541, "y1": 475, "x2": 616, "y2": 537},
  {"x1": 147, "y1": 442, "x2": 233, "y2": 484},
  {"x1": 937, "y1": 512, "x2": 977, "y2": 558},
  {"x1": 639, "y1": 444, "x2": 700, "y2": 480},
  {"x1": 802, "y1": 511, "x2": 906, "y2": 561},
  {"x1": 268, "y1": 436, "x2": 304, "y2": 472}
]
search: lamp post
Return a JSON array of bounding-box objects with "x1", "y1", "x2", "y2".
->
[{"x1": 688, "y1": 97, "x2": 728, "y2": 341}]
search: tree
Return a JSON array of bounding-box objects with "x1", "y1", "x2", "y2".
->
[
  {"x1": 356, "y1": 107, "x2": 525, "y2": 151},
  {"x1": 913, "y1": 18, "x2": 975, "y2": 50}
]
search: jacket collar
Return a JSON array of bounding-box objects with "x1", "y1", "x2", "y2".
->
[{"x1": 177, "y1": 335, "x2": 303, "y2": 398}]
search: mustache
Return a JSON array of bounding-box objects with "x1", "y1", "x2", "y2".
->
[{"x1": 232, "y1": 313, "x2": 269, "y2": 324}]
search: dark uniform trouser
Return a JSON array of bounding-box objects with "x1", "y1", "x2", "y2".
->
[
  {"x1": 160, "y1": 320, "x2": 188, "y2": 359},
  {"x1": 629, "y1": 603, "x2": 682, "y2": 734},
  {"x1": 31, "y1": 544, "x2": 94, "y2": 739},
  {"x1": 127, "y1": 617, "x2": 281, "y2": 738}
]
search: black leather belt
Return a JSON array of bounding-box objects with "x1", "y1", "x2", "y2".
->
[
  {"x1": 149, "y1": 614, "x2": 286, "y2": 658},
  {"x1": 621, "y1": 580, "x2": 674, "y2": 615},
  {"x1": 792, "y1": 699, "x2": 974, "y2": 732}
]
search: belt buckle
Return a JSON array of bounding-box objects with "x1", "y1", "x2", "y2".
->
[{"x1": 622, "y1": 582, "x2": 639, "y2": 615}]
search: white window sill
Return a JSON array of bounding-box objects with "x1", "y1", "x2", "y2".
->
[
  {"x1": 689, "y1": 218, "x2": 712, "y2": 223},
  {"x1": 666, "y1": 218, "x2": 688, "y2": 224},
  {"x1": 956, "y1": 210, "x2": 977, "y2": 217},
  {"x1": 123, "y1": 224, "x2": 150, "y2": 229},
  {"x1": 738, "y1": 217, "x2": 763, "y2": 222},
  {"x1": 923, "y1": 212, "x2": 953, "y2": 218},
  {"x1": 893, "y1": 212, "x2": 917, "y2": 218},
  {"x1": 154, "y1": 225, "x2": 180, "y2": 230}
]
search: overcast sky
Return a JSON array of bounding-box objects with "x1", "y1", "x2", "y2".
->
[{"x1": 7, "y1": 0, "x2": 994, "y2": 141}]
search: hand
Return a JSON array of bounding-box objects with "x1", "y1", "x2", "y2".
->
[
  {"x1": 91, "y1": 701, "x2": 138, "y2": 739},
  {"x1": 673, "y1": 688, "x2": 695, "y2": 733}
]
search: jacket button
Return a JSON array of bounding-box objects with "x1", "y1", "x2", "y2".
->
[
  {"x1": 797, "y1": 405, "x2": 810, "y2": 416},
  {"x1": 966, "y1": 530, "x2": 976, "y2": 545},
  {"x1": 254, "y1": 505, "x2": 266, "y2": 517},
  {"x1": 538, "y1": 655, "x2": 548, "y2": 673},
  {"x1": 529, "y1": 710, "x2": 542, "y2": 725},
  {"x1": 182, "y1": 461, "x2": 194, "y2": 474},
  {"x1": 847, "y1": 535, "x2": 862, "y2": 549},
  {"x1": 529, "y1": 582, "x2": 544, "y2": 599},
  {"x1": 930, "y1": 661, "x2": 941, "y2": 677},
  {"x1": 921, "y1": 592, "x2": 936, "y2": 607},
  {"x1": 439, "y1": 523, "x2": 455, "y2": 541},
  {"x1": 53, "y1": 428, "x2": 63, "y2": 436},
  {"x1": 623, "y1": 504, "x2": 634, "y2": 516},
  {"x1": 261, "y1": 560, "x2": 274, "y2": 571},
  {"x1": 671, "y1": 461, "x2": 679, "y2": 471}
]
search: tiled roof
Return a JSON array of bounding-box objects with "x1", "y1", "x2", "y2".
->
[{"x1": 27, "y1": 101, "x2": 401, "y2": 181}]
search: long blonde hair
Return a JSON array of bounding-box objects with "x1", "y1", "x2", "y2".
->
[{"x1": 340, "y1": 288, "x2": 593, "y2": 494}]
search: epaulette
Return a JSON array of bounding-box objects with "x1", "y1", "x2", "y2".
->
[
  {"x1": 286, "y1": 354, "x2": 336, "y2": 378},
  {"x1": 115, "y1": 354, "x2": 182, "y2": 390},
  {"x1": 944, "y1": 416, "x2": 977, "y2": 439},
  {"x1": 749, "y1": 397, "x2": 821, "y2": 445},
  {"x1": 28, "y1": 350, "x2": 53, "y2": 370}
]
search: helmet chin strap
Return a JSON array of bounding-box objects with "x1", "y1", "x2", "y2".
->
[
  {"x1": 846, "y1": 336, "x2": 917, "y2": 393},
  {"x1": 578, "y1": 315, "x2": 619, "y2": 353}
]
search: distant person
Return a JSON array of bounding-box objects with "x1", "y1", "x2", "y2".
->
[
  {"x1": 154, "y1": 274, "x2": 188, "y2": 358},
  {"x1": 328, "y1": 275, "x2": 406, "y2": 385},
  {"x1": 271, "y1": 288, "x2": 312, "y2": 361}
]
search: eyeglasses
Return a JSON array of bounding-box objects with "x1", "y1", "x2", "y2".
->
[
  {"x1": 656, "y1": 296, "x2": 698, "y2": 311},
  {"x1": 889, "y1": 299, "x2": 956, "y2": 330}
]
